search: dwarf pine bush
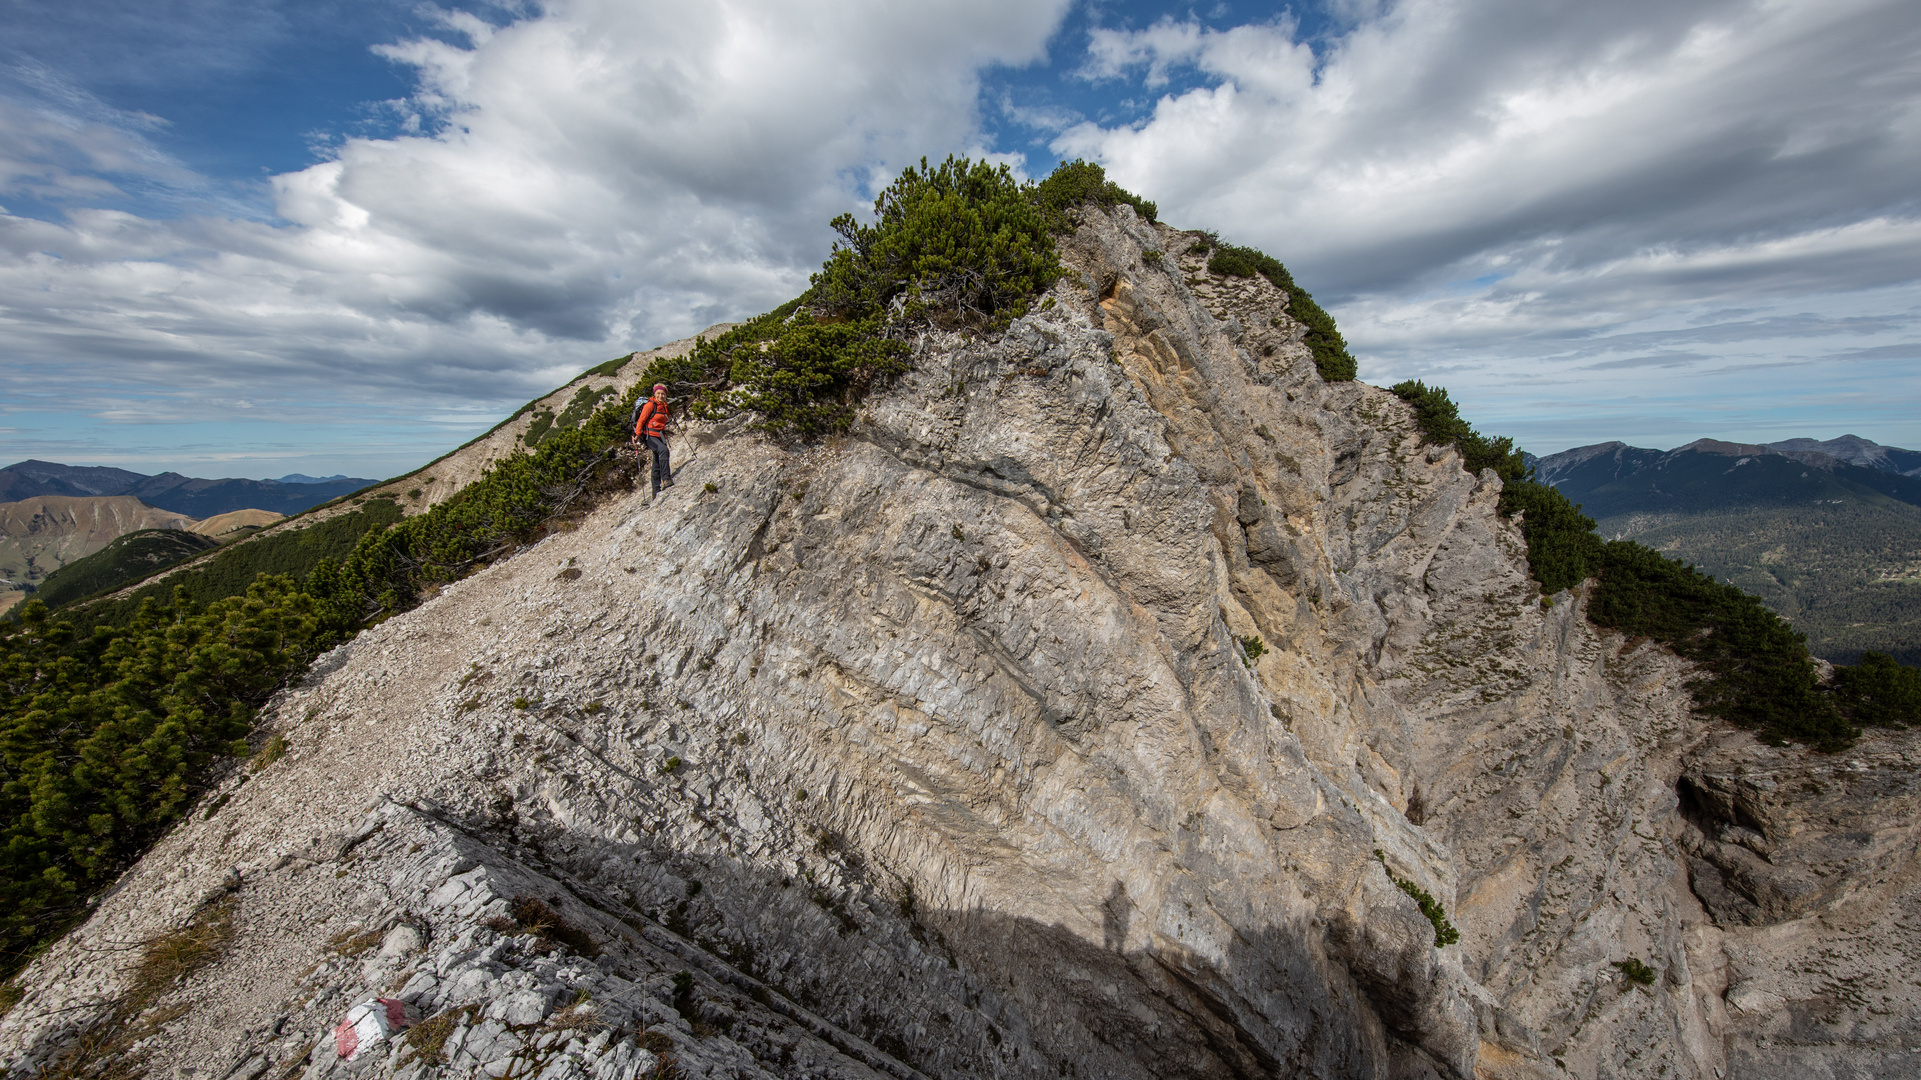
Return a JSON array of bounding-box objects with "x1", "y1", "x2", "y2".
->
[{"x1": 629, "y1": 157, "x2": 1154, "y2": 436}]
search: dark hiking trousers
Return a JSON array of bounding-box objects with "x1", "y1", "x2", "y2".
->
[{"x1": 643, "y1": 434, "x2": 671, "y2": 494}]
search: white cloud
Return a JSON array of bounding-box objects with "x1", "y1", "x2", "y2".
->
[
  {"x1": 0, "y1": 62, "x2": 204, "y2": 207},
  {"x1": 0, "y1": 0, "x2": 1071, "y2": 472}
]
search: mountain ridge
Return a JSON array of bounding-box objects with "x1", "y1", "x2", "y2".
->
[
  {"x1": 4, "y1": 201, "x2": 1916, "y2": 1080},
  {"x1": 0, "y1": 495, "x2": 201, "y2": 610},
  {"x1": 0, "y1": 460, "x2": 377, "y2": 518}
]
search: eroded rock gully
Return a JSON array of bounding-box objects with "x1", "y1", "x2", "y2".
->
[{"x1": 3, "y1": 208, "x2": 1916, "y2": 1080}]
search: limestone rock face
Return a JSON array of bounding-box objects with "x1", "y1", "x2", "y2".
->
[{"x1": 3, "y1": 207, "x2": 1917, "y2": 1080}]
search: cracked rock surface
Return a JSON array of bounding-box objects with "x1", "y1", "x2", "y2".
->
[{"x1": 2, "y1": 207, "x2": 1916, "y2": 1080}]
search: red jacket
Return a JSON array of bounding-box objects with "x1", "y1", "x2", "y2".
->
[{"x1": 636, "y1": 399, "x2": 669, "y2": 438}]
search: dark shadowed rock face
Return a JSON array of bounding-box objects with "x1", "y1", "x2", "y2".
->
[{"x1": 2, "y1": 208, "x2": 1916, "y2": 1080}]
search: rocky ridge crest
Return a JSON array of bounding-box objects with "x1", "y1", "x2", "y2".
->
[{"x1": 1, "y1": 208, "x2": 1916, "y2": 1080}]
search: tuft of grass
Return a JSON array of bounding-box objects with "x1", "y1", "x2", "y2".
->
[
  {"x1": 501, "y1": 896, "x2": 601, "y2": 958},
  {"x1": 702, "y1": 482, "x2": 718, "y2": 494},
  {"x1": 545, "y1": 998, "x2": 604, "y2": 1033},
  {"x1": 36, "y1": 900, "x2": 241, "y2": 1079},
  {"x1": 659, "y1": 755, "x2": 682, "y2": 775},
  {"x1": 328, "y1": 926, "x2": 384, "y2": 958},
  {"x1": 402, "y1": 1004, "x2": 478, "y2": 1064},
  {"x1": 250, "y1": 734, "x2": 287, "y2": 772}
]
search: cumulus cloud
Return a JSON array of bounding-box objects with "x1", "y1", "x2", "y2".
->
[
  {"x1": 0, "y1": 0, "x2": 1069, "y2": 471},
  {"x1": 1068, "y1": 0, "x2": 1920, "y2": 293}
]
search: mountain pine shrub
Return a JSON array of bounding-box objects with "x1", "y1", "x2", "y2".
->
[
  {"x1": 814, "y1": 155, "x2": 1062, "y2": 329},
  {"x1": 1031, "y1": 159, "x2": 1158, "y2": 228},
  {"x1": 0, "y1": 581, "x2": 329, "y2": 971},
  {"x1": 630, "y1": 158, "x2": 1170, "y2": 435},
  {"x1": 1830, "y1": 652, "x2": 1920, "y2": 727}
]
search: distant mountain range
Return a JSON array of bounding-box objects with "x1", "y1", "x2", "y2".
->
[
  {"x1": 1534, "y1": 435, "x2": 1921, "y2": 665},
  {"x1": 1533, "y1": 436, "x2": 1921, "y2": 519},
  {"x1": 0, "y1": 460, "x2": 372, "y2": 612},
  {"x1": 0, "y1": 460, "x2": 375, "y2": 517}
]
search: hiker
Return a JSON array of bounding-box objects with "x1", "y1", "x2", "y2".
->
[{"x1": 632, "y1": 383, "x2": 674, "y2": 495}]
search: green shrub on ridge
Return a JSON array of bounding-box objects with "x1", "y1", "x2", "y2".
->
[
  {"x1": 1831, "y1": 652, "x2": 1921, "y2": 728},
  {"x1": 1031, "y1": 159, "x2": 1158, "y2": 227},
  {"x1": 813, "y1": 156, "x2": 1062, "y2": 329},
  {"x1": 628, "y1": 156, "x2": 1140, "y2": 437}
]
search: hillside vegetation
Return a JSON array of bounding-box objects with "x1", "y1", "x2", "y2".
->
[
  {"x1": 57, "y1": 500, "x2": 407, "y2": 637},
  {"x1": 29, "y1": 530, "x2": 221, "y2": 610},
  {"x1": 1598, "y1": 505, "x2": 1921, "y2": 667},
  {"x1": 0, "y1": 496, "x2": 201, "y2": 605}
]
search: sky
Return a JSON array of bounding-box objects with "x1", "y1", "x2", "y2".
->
[{"x1": 1, "y1": 0, "x2": 1917, "y2": 480}]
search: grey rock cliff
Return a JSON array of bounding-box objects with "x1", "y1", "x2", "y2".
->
[{"x1": 2, "y1": 207, "x2": 1916, "y2": 1080}]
